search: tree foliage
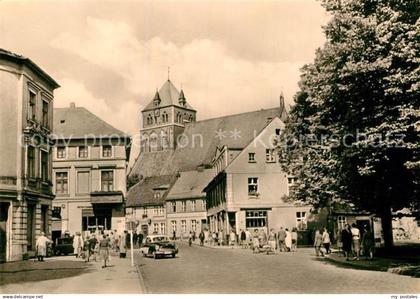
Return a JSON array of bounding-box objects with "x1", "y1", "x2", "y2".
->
[{"x1": 280, "y1": 0, "x2": 419, "y2": 247}]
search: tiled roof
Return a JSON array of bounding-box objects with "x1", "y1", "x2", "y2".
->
[
  {"x1": 166, "y1": 169, "x2": 215, "y2": 200},
  {"x1": 129, "y1": 107, "x2": 284, "y2": 178},
  {"x1": 53, "y1": 105, "x2": 129, "y2": 139},
  {"x1": 0, "y1": 48, "x2": 60, "y2": 89},
  {"x1": 143, "y1": 80, "x2": 195, "y2": 111},
  {"x1": 126, "y1": 175, "x2": 177, "y2": 207}
]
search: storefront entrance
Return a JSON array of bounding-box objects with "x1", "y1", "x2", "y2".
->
[
  {"x1": 0, "y1": 203, "x2": 9, "y2": 262},
  {"x1": 245, "y1": 210, "x2": 268, "y2": 234}
]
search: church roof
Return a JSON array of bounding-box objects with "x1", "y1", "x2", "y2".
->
[
  {"x1": 53, "y1": 104, "x2": 129, "y2": 139},
  {"x1": 126, "y1": 175, "x2": 177, "y2": 207},
  {"x1": 143, "y1": 80, "x2": 195, "y2": 111}
]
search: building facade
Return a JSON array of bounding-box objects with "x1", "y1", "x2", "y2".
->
[
  {"x1": 204, "y1": 117, "x2": 312, "y2": 242},
  {"x1": 51, "y1": 103, "x2": 131, "y2": 238},
  {"x1": 165, "y1": 169, "x2": 213, "y2": 239},
  {"x1": 0, "y1": 49, "x2": 59, "y2": 261}
]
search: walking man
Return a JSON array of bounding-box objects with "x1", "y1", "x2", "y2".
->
[
  {"x1": 35, "y1": 232, "x2": 51, "y2": 262},
  {"x1": 277, "y1": 227, "x2": 286, "y2": 252},
  {"x1": 351, "y1": 223, "x2": 361, "y2": 260}
]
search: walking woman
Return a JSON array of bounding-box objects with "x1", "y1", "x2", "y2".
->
[
  {"x1": 99, "y1": 234, "x2": 111, "y2": 268},
  {"x1": 252, "y1": 229, "x2": 260, "y2": 253},
  {"x1": 341, "y1": 224, "x2": 353, "y2": 260},
  {"x1": 322, "y1": 228, "x2": 331, "y2": 255},
  {"x1": 361, "y1": 226, "x2": 375, "y2": 260},
  {"x1": 313, "y1": 229, "x2": 323, "y2": 257}
]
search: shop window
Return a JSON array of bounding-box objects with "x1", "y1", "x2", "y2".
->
[{"x1": 245, "y1": 210, "x2": 267, "y2": 228}]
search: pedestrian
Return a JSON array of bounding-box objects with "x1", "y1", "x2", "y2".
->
[
  {"x1": 252, "y1": 229, "x2": 260, "y2": 253},
  {"x1": 211, "y1": 231, "x2": 217, "y2": 246},
  {"x1": 341, "y1": 224, "x2": 353, "y2": 261},
  {"x1": 73, "y1": 232, "x2": 84, "y2": 258},
  {"x1": 172, "y1": 230, "x2": 176, "y2": 241},
  {"x1": 322, "y1": 228, "x2": 331, "y2": 254},
  {"x1": 99, "y1": 234, "x2": 111, "y2": 268},
  {"x1": 199, "y1": 231, "x2": 205, "y2": 246},
  {"x1": 285, "y1": 228, "x2": 292, "y2": 252},
  {"x1": 138, "y1": 232, "x2": 144, "y2": 246},
  {"x1": 188, "y1": 231, "x2": 193, "y2": 246},
  {"x1": 35, "y1": 232, "x2": 51, "y2": 262},
  {"x1": 268, "y1": 229, "x2": 277, "y2": 251},
  {"x1": 277, "y1": 227, "x2": 286, "y2": 252},
  {"x1": 291, "y1": 228, "x2": 298, "y2": 252},
  {"x1": 219, "y1": 229, "x2": 224, "y2": 246},
  {"x1": 240, "y1": 229, "x2": 246, "y2": 249},
  {"x1": 229, "y1": 230, "x2": 237, "y2": 248},
  {"x1": 119, "y1": 230, "x2": 128, "y2": 258},
  {"x1": 245, "y1": 229, "x2": 252, "y2": 249},
  {"x1": 133, "y1": 231, "x2": 138, "y2": 248},
  {"x1": 87, "y1": 234, "x2": 98, "y2": 262},
  {"x1": 361, "y1": 225, "x2": 375, "y2": 260},
  {"x1": 314, "y1": 229, "x2": 324, "y2": 257},
  {"x1": 192, "y1": 231, "x2": 196, "y2": 242},
  {"x1": 351, "y1": 223, "x2": 361, "y2": 260}
]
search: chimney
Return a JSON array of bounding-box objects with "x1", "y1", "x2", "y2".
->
[{"x1": 70, "y1": 102, "x2": 76, "y2": 108}]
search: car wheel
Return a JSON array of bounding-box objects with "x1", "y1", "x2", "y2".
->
[
  {"x1": 153, "y1": 252, "x2": 158, "y2": 259},
  {"x1": 172, "y1": 253, "x2": 175, "y2": 258}
]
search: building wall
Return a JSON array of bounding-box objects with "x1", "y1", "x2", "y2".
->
[
  {"x1": 52, "y1": 139, "x2": 128, "y2": 235},
  {"x1": 0, "y1": 57, "x2": 57, "y2": 261}
]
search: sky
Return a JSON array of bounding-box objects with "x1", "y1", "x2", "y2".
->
[{"x1": 0, "y1": 0, "x2": 329, "y2": 164}]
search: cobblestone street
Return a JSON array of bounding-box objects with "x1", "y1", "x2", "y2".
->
[{"x1": 137, "y1": 243, "x2": 420, "y2": 294}]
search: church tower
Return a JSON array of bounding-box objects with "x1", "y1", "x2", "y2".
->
[{"x1": 140, "y1": 79, "x2": 197, "y2": 153}]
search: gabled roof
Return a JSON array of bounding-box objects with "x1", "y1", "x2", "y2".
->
[
  {"x1": 166, "y1": 169, "x2": 215, "y2": 200},
  {"x1": 0, "y1": 48, "x2": 60, "y2": 89},
  {"x1": 53, "y1": 104, "x2": 130, "y2": 139},
  {"x1": 142, "y1": 80, "x2": 195, "y2": 111},
  {"x1": 129, "y1": 107, "x2": 284, "y2": 178},
  {"x1": 126, "y1": 175, "x2": 177, "y2": 207}
]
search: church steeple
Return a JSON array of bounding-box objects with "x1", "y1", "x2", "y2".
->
[{"x1": 179, "y1": 89, "x2": 186, "y2": 106}]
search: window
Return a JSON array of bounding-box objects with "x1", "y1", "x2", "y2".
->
[
  {"x1": 78, "y1": 146, "x2": 88, "y2": 158},
  {"x1": 191, "y1": 200, "x2": 196, "y2": 212},
  {"x1": 266, "y1": 149, "x2": 276, "y2": 163},
  {"x1": 154, "y1": 192, "x2": 161, "y2": 199},
  {"x1": 57, "y1": 147, "x2": 66, "y2": 159},
  {"x1": 248, "y1": 177, "x2": 258, "y2": 196},
  {"x1": 101, "y1": 171, "x2": 113, "y2": 191},
  {"x1": 248, "y1": 153, "x2": 256, "y2": 163},
  {"x1": 176, "y1": 112, "x2": 182, "y2": 123},
  {"x1": 181, "y1": 201, "x2": 186, "y2": 212},
  {"x1": 275, "y1": 128, "x2": 281, "y2": 136},
  {"x1": 153, "y1": 223, "x2": 159, "y2": 233},
  {"x1": 171, "y1": 220, "x2": 177, "y2": 233},
  {"x1": 42, "y1": 100, "x2": 49, "y2": 128},
  {"x1": 296, "y1": 211, "x2": 307, "y2": 230},
  {"x1": 55, "y1": 172, "x2": 68, "y2": 194},
  {"x1": 162, "y1": 112, "x2": 169, "y2": 123},
  {"x1": 77, "y1": 171, "x2": 90, "y2": 194},
  {"x1": 143, "y1": 207, "x2": 148, "y2": 218},
  {"x1": 338, "y1": 215, "x2": 347, "y2": 230},
  {"x1": 102, "y1": 145, "x2": 112, "y2": 157},
  {"x1": 29, "y1": 90, "x2": 36, "y2": 120},
  {"x1": 191, "y1": 220, "x2": 197, "y2": 232},
  {"x1": 181, "y1": 220, "x2": 187, "y2": 233},
  {"x1": 27, "y1": 146, "x2": 35, "y2": 178},
  {"x1": 171, "y1": 201, "x2": 176, "y2": 213},
  {"x1": 288, "y1": 177, "x2": 296, "y2": 195},
  {"x1": 160, "y1": 223, "x2": 166, "y2": 234},
  {"x1": 40, "y1": 150, "x2": 49, "y2": 181},
  {"x1": 202, "y1": 200, "x2": 206, "y2": 210},
  {"x1": 245, "y1": 210, "x2": 267, "y2": 228},
  {"x1": 52, "y1": 207, "x2": 62, "y2": 219}
]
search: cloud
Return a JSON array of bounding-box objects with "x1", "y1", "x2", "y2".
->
[{"x1": 51, "y1": 17, "x2": 304, "y2": 116}]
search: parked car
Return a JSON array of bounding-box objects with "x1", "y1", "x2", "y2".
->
[
  {"x1": 139, "y1": 235, "x2": 178, "y2": 259},
  {"x1": 53, "y1": 237, "x2": 74, "y2": 256}
]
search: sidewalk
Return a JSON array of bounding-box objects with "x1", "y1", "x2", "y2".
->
[
  {"x1": 0, "y1": 251, "x2": 143, "y2": 294},
  {"x1": 323, "y1": 252, "x2": 420, "y2": 278}
]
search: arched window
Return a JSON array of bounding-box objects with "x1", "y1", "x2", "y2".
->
[
  {"x1": 150, "y1": 133, "x2": 158, "y2": 152},
  {"x1": 189, "y1": 115, "x2": 194, "y2": 122},
  {"x1": 176, "y1": 112, "x2": 182, "y2": 123},
  {"x1": 161, "y1": 131, "x2": 169, "y2": 150},
  {"x1": 147, "y1": 114, "x2": 153, "y2": 125},
  {"x1": 162, "y1": 112, "x2": 168, "y2": 123}
]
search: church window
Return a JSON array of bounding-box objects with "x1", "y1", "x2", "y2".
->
[
  {"x1": 176, "y1": 112, "x2": 182, "y2": 123},
  {"x1": 150, "y1": 133, "x2": 158, "y2": 152}
]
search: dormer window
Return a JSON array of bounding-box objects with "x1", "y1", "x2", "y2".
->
[{"x1": 248, "y1": 152, "x2": 256, "y2": 163}]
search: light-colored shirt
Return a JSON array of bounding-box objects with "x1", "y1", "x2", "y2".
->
[{"x1": 351, "y1": 227, "x2": 360, "y2": 240}]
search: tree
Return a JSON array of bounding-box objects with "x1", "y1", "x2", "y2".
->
[
  {"x1": 280, "y1": 0, "x2": 419, "y2": 249},
  {"x1": 127, "y1": 174, "x2": 142, "y2": 190}
]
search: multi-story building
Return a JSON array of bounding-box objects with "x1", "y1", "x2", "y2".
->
[
  {"x1": 51, "y1": 103, "x2": 131, "y2": 238},
  {"x1": 126, "y1": 175, "x2": 176, "y2": 236},
  {"x1": 204, "y1": 116, "x2": 312, "y2": 241},
  {"x1": 165, "y1": 169, "x2": 214, "y2": 239},
  {"x1": 0, "y1": 49, "x2": 59, "y2": 261}
]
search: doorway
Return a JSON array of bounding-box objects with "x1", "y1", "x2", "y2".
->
[
  {"x1": 27, "y1": 203, "x2": 36, "y2": 250},
  {"x1": 0, "y1": 203, "x2": 9, "y2": 262}
]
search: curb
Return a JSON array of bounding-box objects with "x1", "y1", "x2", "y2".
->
[
  {"x1": 323, "y1": 255, "x2": 386, "y2": 272},
  {"x1": 133, "y1": 251, "x2": 148, "y2": 294}
]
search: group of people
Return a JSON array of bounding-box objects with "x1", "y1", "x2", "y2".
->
[
  {"x1": 313, "y1": 228, "x2": 332, "y2": 257},
  {"x1": 340, "y1": 223, "x2": 375, "y2": 261},
  {"x1": 246, "y1": 227, "x2": 299, "y2": 253}
]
